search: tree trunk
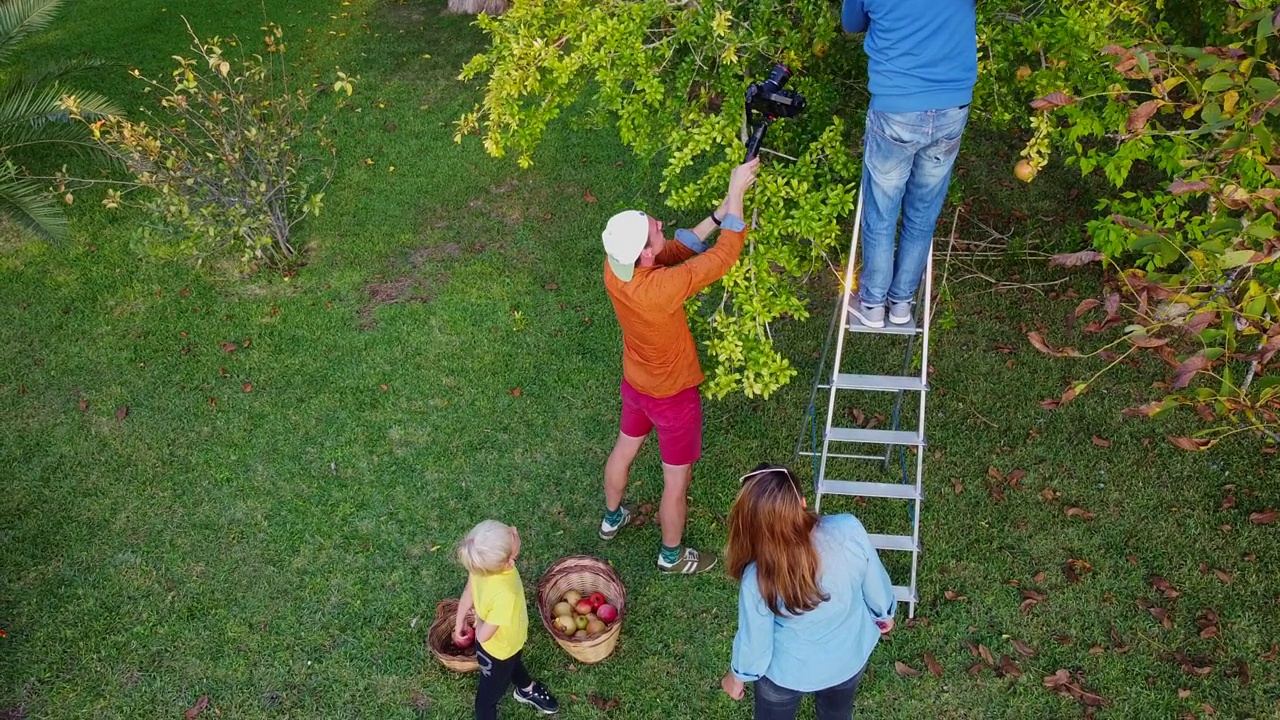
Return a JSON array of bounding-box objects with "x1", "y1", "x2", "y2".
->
[{"x1": 445, "y1": 0, "x2": 509, "y2": 14}]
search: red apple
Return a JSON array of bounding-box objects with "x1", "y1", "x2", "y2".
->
[
  {"x1": 588, "y1": 592, "x2": 607, "y2": 610},
  {"x1": 574, "y1": 599, "x2": 594, "y2": 615},
  {"x1": 597, "y1": 603, "x2": 618, "y2": 624},
  {"x1": 454, "y1": 626, "x2": 475, "y2": 649}
]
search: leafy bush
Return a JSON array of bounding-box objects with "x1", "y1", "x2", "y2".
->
[{"x1": 70, "y1": 21, "x2": 350, "y2": 271}]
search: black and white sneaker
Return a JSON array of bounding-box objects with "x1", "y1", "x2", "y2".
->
[{"x1": 513, "y1": 681, "x2": 559, "y2": 715}]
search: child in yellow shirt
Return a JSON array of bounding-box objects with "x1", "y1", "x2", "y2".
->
[{"x1": 454, "y1": 520, "x2": 559, "y2": 718}]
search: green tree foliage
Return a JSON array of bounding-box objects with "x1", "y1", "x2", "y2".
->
[{"x1": 0, "y1": 0, "x2": 118, "y2": 240}]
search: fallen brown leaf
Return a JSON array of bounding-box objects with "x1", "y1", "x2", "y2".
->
[
  {"x1": 1039, "y1": 488, "x2": 1060, "y2": 502},
  {"x1": 1168, "y1": 435, "x2": 1214, "y2": 451},
  {"x1": 1065, "y1": 506, "x2": 1096, "y2": 521},
  {"x1": 509, "y1": 387, "x2": 522, "y2": 397},
  {"x1": 219, "y1": 341, "x2": 238, "y2": 353},
  {"x1": 1013, "y1": 639, "x2": 1037, "y2": 658},
  {"x1": 1007, "y1": 469, "x2": 1026, "y2": 486},
  {"x1": 997, "y1": 655, "x2": 1023, "y2": 678},
  {"x1": 78, "y1": 398, "x2": 89, "y2": 412},
  {"x1": 242, "y1": 382, "x2": 253, "y2": 393},
  {"x1": 1091, "y1": 435, "x2": 1112, "y2": 448},
  {"x1": 185, "y1": 695, "x2": 209, "y2": 719},
  {"x1": 583, "y1": 189, "x2": 598, "y2": 203},
  {"x1": 978, "y1": 644, "x2": 995, "y2": 667},
  {"x1": 1089, "y1": 645, "x2": 1105, "y2": 655},
  {"x1": 1148, "y1": 606, "x2": 1173, "y2": 630},
  {"x1": 1032, "y1": 571, "x2": 1046, "y2": 583},
  {"x1": 544, "y1": 283, "x2": 559, "y2": 290},
  {"x1": 1263, "y1": 643, "x2": 1279, "y2": 661},
  {"x1": 1042, "y1": 669, "x2": 1071, "y2": 689},
  {"x1": 1109, "y1": 626, "x2": 1130, "y2": 653},
  {"x1": 924, "y1": 651, "x2": 943, "y2": 678},
  {"x1": 587, "y1": 694, "x2": 619, "y2": 710},
  {"x1": 1212, "y1": 568, "x2": 1232, "y2": 583},
  {"x1": 965, "y1": 661, "x2": 985, "y2": 675},
  {"x1": 952, "y1": 479, "x2": 963, "y2": 494},
  {"x1": 1150, "y1": 576, "x2": 1181, "y2": 599},
  {"x1": 115, "y1": 405, "x2": 128, "y2": 421},
  {"x1": 1177, "y1": 688, "x2": 1191, "y2": 699},
  {"x1": 894, "y1": 660, "x2": 922, "y2": 677},
  {"x1": 1224, "y1": 659, "x2": 1251, "y2": 687},
  {"x1": 1052, "y1": 633, "x2": 1073, "y2": 645},
  {"x1": 944, "y1": 589, "x2": 967, "y2": 602},
  {"x1": 1249, "y1": 509, "x2": 1277, "y2": 525}
]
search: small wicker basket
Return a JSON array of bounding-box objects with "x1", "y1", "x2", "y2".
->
[
  {"x1": 536, "y1": 555, "x2": 627, "y2": 664},
  {"x1": 427, "y1": 598, "x2": 479, "y2": 673}
]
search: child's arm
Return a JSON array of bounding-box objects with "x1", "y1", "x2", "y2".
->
[{"x1": 454, "y1": 577, "x2": 475, "y2": 637}]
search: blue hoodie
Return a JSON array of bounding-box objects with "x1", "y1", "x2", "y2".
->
[{"x1": 842, "y1": 0, "x2": 977, "y2": 113}]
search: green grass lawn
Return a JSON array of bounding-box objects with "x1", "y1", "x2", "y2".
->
[{"x1": 2, "y1": 1, "x2": 1277, "y2": 718}]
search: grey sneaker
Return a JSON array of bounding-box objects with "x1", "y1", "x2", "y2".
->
[
  {"x1": 599, "y1": 504, "x2": 634, "y2": 541},
  {"x1": 657, "y1": 546, "x2": 718, "y2": 575},
  {"x1": 889, "y1": 301, "x2": 913, "y2": 325},
  {"x1": 851, "y1": 300, "x2": 886, "y2": 328}
]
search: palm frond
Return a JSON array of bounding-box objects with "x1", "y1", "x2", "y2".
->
[
  {"x1": 0, "y1": 0, "x2": 65, "y2": 67},
  {"x1": 13, "y1": 54, "x2": 118, "y2": 91},
  {"x1": 0, "y1": 82, "x2": 116, "y2": 137},
  {"x1": 0, "y1": 161, "x2": 68, "y2": 240}
]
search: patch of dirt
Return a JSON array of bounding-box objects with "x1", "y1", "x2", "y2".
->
[
  {"x1": 0, "y1": 705, "x2": 27, "y2": 720},
  {"x1": 409, "y1": 244, "x2": 462, "y2": 268},
  {"x1": 359, "y1": 276, "x2": 432, "y2": 329},
  {"x1": 122, "y1": 669, "x2": 141, "y2": 688},
  {"x1": 376, "y1": 1, "x2": 430, "y2": 27}
]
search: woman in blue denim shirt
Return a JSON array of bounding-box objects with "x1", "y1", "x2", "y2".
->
[{"x1": 720, "y1": 465, "x2": 896, "y2": 719}]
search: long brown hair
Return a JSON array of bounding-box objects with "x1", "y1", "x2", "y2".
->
[{"x1": 725, "y1": 464, "x2": 829, "y2": 616}]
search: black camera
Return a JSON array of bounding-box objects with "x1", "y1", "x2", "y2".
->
[{"x1": 744, "y1": 64, "x2": 806, "y2": 161}]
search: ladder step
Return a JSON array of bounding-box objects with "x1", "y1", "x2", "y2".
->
[
  {"x1": 892, "y1": 584, "x2": 918, "y2": 604},
  {"x1": 868, "y1": 533, "x2": 919, "y2": 552},
  {"x1": 846, "y1": 309, "x2": 922, "y2": 335},
  {"x1": 819, "y1": 479, "x2": 921, "y2": 501},
  {"x1": 828, "y1": 427, "x2": 924, "y2": 447},
  {"x1": 834, "y1": 373, "x2": 927, "y2": 392}
]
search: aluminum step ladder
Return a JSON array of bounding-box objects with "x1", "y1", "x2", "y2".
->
[{"x1": 795, "y1": 189, "x2": 933, "y2": 619}]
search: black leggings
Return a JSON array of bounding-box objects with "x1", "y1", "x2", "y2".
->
[{"x1": 475, "y1": 644, "x2": 532, "y2": 720}]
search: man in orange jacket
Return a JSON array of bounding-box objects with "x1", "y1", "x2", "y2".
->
[{"x1": 598, "y1": 157, "x2": 759, "y2": 574}]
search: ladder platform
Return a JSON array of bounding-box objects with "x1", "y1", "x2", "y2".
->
[
  {"x1": 846, "y1": 310, "x2": 922, "y2": 335},
  {"x1": 819, "y1": 479, "x2": 921, "y2": 501},
  {"x1": 892, "y1": 584, "x2": 918, "y2": 604},
  {"x1": 828, "y1": 427, "x2": 924, "y2": 447},
  {"x1": 868, "y1": 533, "x2": 919, "y2": 552},
  {"x1": 833, "y1": 373, "x2": 926, "y2": 392}
]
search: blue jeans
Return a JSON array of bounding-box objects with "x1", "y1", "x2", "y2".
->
[
  {"x1": 753, "y1": 666, "x2": 866, "y2": 720},
  {"x1": 858, "y1": 106, "x2": 969, "y2": 307}
]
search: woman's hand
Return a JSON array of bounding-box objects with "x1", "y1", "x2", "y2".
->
[
  {"x1": 876, "y1": 617, "x2": 895, "y2": 635},
  {"x1": 721, "y1": 671, "x2": 745, "y2": 700}
]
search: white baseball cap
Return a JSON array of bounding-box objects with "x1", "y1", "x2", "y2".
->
[{"x1": 601, "y1": 210, "x2": 649, "y2": 281}]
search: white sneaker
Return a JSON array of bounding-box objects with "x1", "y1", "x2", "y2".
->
[{"x1": 889, "y1": 301, "x2": 913, "y2": 324}]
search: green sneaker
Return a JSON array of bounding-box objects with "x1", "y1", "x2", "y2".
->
[
  {"x1": 599, "y1": 504, "x2": 635, "y2": 541},
  {"x1": 657, "y1": 546, "x2": 718, "y2": 575}
]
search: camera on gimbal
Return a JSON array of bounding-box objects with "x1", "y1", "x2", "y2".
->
[{"x1": 744, "y1": 64, "x2": 806, "y2": 161}]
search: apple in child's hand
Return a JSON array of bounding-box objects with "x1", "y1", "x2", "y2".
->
[
  {"x1": 453, "y1": 626, "x2": 475, "y2": 649},
  {"x1": 597, "y1": 603, "x2": 618, "y2": 624},
  {"x1": 588, "y1": 592, "x2": 607, "y2": 610},
  {"x1": 574, "y1": 599, "x2": 594, "y2": 616}
]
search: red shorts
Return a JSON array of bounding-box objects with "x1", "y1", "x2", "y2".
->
[{"x1": 619, "y1": 380, "x2": 703, "y2": 466}]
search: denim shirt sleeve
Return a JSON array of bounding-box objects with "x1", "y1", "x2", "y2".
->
[
  {"x1": 730, "y1": 567, "x2": 774, "y2": 681},
  {"x1": 841, "y1": 0, "x2": 869, "y2": 33},
  {"x1": 851, "y1": 518, "x2": 897, "y2": 620},
  {"x1": 673, "y1": 228, "x2": 707, "y2": 254}
]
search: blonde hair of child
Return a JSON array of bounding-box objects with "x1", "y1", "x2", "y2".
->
[{"x1": 457, "y1": 520, "x2": 515, "y2": 575}]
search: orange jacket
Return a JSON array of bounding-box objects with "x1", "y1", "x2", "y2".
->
[{"x1": 603, "y1": 227, "x2": 747, "y2": 398}]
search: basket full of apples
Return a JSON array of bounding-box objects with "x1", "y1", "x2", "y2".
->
[
  {"x1": 536, "y1": 555, "x2": 625, "y2": 664},
  {"x1": 426, "y1": 598, "x2": 479, "y2": 673}
]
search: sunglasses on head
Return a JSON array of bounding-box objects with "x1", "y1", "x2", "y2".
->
[{"x1": 738, "y1": 467, "x2": 804, "y2": 505}]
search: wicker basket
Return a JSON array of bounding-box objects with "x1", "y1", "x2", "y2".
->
[
  {"x1": 426, "y1": 598, "x2": 479, "y2": 673},
  {"x1": 536, "y1": 555, "x2": 627, "y2": 664}
]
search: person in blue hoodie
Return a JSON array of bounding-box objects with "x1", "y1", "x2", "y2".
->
[
  {"x1": 720, "y1": 465, "x2": 896, "y2": 719},
  {"x1": 841, "y1": 0, "x2": 978, "y2": 328}
]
